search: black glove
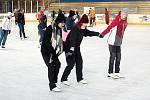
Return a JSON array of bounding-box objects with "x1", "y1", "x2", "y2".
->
[
  {"x1": 99, "y1": 34, "x2": 104, "y2": 38},
  {"x1": 8, "y1": 30, "x2": 11, "y2": 34},
  {"x1": 15, "y1": 21, "x2": 18, "y2": 25},
  {"x1": 66, "y1": 47, "x2": 74, "y2": 57}
]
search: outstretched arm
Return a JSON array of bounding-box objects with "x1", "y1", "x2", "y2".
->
[
  {"x1": 101, "y1": 15, "x2": 119, "y2": 37},
  {"x1": 84, "y1": 29, "x2": 99, "y2": 37}
]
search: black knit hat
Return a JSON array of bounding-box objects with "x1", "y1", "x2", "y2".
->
[
  {"x1": 55, "y1": 13, "x2": 66, "y2": 23},
  {"x1": 69, "y1": 10, "x2": 76, "y2": 17}
]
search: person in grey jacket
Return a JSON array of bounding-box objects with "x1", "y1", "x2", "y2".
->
[{"x1": 99, "y1": 8, "x2": 128, "y2": 78}]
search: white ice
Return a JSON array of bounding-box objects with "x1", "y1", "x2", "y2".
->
[{"x1": 0, "y1": 22, "x2": 150, "y2": 100}]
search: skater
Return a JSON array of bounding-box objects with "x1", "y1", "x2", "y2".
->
[
  {"x1": 89, "y1": 8, "x2": 95, "y2": 27},
  {"x1": 61, "y1": 10, "x2": 76, "y2": 42},
  {"x1": 99, "y1": 8, "x2": 128, "y2": 78},
  {"x1": 51, "y1": 10, "x2": 56, "y2": 22},
  {"x1": 74, "y1": 8, "x2": 80, "y2": 23},
  {"x1": 62, "y1": 10, "x2": 76, "y2": 41},
  {"x1": 37, "y1": 10, "x2": 47, "y2": 47},
  {"x1": 16, "y1": 9, "x2": 27, "y2": 40},
  {"x1": 93, "y1": 16, "x2": 96, "y2": 26},
  {"x1": 13, "y1": 9, "x2": 19, "y2": 25},
  {"x1": 66, "y1": 10, "x2": 77, "y2": 31},
  {"x1": 104, "y1": 8, "x2": 110, "y2": 25},
  {"x1": 36, "y1": 10, "x2": 44, "y2": 22},
  {"x1": 61, "y1": 14, "x2": 100, "y2": 86},
  {"x1": 0, "y1": 12, "x2": 12, "y2": 48},
  {"x1": 41, "y1": 13, "x2": 66, "y2": 92}
]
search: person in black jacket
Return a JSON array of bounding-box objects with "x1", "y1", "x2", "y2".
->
[
  {"x1": 16, "y1": 9, "x2": 27, "y2": 40},
  {"x1": 61, "y1": 14, "x2": 100, "y2": 85},
  {"x1": 41, "y1": 14, "x2": 66, "y2": 92}
]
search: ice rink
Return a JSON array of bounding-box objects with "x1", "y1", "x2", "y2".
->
[{"x1": 0, "y1": 23, "x2": 150, "y2": 100}]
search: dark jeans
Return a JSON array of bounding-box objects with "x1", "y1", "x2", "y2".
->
[
  {"x1": 41, "y1": 53, "x2": 61, "y2": 90},
  {"x1": 38, "y1": 24, "x2": 44, "y2": 43},
  {"x1": 90, "y1": 17, "x2": 94, "y2": 26},
  {"x1": 0, "y1": 30, "x2": 9, "y2": 46},
  {"x1": 108, "y1": 45, "x2": 121, "y2": 74},
  {"x1": 61, "y1": 47, "x2": 83, "y2": 82},
  {"x1": 18, "y1": 23, "x2": 26, "y2": 38}
]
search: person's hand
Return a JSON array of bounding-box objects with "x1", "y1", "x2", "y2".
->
[
  {"x1": 42, "y1": 28, "x2": 46, "y2": 31},
  {"x1": 99, "y1": 34, "x2": 104, "y2": 38},
  {"x1": 66, "y1": 47, "x2": 74, "y2": 57},
  {"x1": 8, "y1": 30, "x2": 11, "y2": 34},
  {"x1": 15, "y1": 22, "x2": 18, "y2": 25}
]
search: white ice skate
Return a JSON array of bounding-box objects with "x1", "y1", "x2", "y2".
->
[
  {"x1": 78, "y1": 80, "x2": 88, "y2": 84},
  {"x1": 107, "y1": 73, "x2": 120, "y2": 79},
  {"x1": 52, "y1": 87, "x2": 62, "y2": 92},
  {"x1": 56, "y1": 83, "x2": 61, "y2": 89},
  {"x1": 61, "y1": 81, "x2": 70, "y2": 86},
  {"x1": 114, "y1": 73, "x2": 125, "y2": 78}
]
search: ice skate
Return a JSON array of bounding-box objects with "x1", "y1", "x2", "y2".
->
[
  {"x1": 78, "y1": 80, "x2": 88, "y2": 84},
  {"x1": 114, "y1": 73, "x2": 125, "y2": 78},
  {"x1": 52, "y1": 87, "x2": 62, "y2": 92},
  {"x1": 107, "y1": 73, "x2": 120, "y2": 79},
  {"x1": 1, "y1": 45, "x2": 5, "y2": 48},
  {"x1": 61, "y1": 81, "x2": 70, "y2": 86},
  {"x1": 56, "y1": 83, "x2": 61, "y2": 89}
]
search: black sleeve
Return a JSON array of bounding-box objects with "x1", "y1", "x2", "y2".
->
[
  {"x1": 41, "y1": 25, "x2": 55, "y2": 55},
  {"x1": 16, "y1": 13, "x2": 21, "y2": 23},
  {"x1": 84, "y1": 29, "x2": 99, "y2": 37},
  {"x1": 66, "y1": 18, "x2": 72, "y2": 30},
  {"x1": 22, "y1": 15, "x2": 25, "y2": 25},
  {"x1": 68, "y1": 26, "x2": 78, "y2": 47}
]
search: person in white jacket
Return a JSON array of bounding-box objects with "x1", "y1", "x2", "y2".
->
[{"x1": 0, "y1": 12, "x2": 12, "y2": 48}]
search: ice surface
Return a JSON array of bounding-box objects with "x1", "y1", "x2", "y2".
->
[{"x1": 0, "y1": 23, "x2": 150, "y2": 100}]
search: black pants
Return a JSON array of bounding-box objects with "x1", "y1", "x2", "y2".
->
[
  {"x1": 42, "y1": 53, "x2": 60, "y2": 90},
  {"x1": 108, "y1": 45, "x2": 121, "y2": 74},
  {"x1": 18, "y1": 23, "x2": 26, "y2": 38},
  {"x1": 61, "y1": 47, "x2": 83, "y2": 82},
  {"x1": 90, "y1": 17, "x2": 94, "y2": 26}
]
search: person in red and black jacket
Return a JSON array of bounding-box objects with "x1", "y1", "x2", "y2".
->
[
  {"x1": 104, "y1": 8, "x2": 110, "y2": 25},
  {"x1": 61, "y1": 14, "x2": 100, "y2": 85},
  {"x1": 38, "y1": 11, "x2": 47, "y2": 47},
  {"x1": 99, "y1": 8, "x2": 128, "y2": 78}
]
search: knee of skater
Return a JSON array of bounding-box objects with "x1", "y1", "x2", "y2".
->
[{"x1": 66, "y1": 65, "x2": 74, "y2": 70}]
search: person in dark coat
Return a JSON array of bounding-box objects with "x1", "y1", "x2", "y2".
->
[
  {"x1": 65, "y1": 10, "x2": 77, "y2": 31},
  {"x1": 51, "y1": 10, "x2": 56, "y2": 21},
  {"x1": 61, "y1": 14, "x2": 100, "y2": 86},
  {"x1": 41, "y1": 14, "x2": 66, "y2": 92},
  {"x1": 104, "y1": 8, "x2": 110, "y2": 25},
  {"x1": 16, "y1": 9, "x2": 27, "y2": 40}
]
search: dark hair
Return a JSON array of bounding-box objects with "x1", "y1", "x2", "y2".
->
[
  {"x1": 55, "y1": 13, "x2": 66, "y2": 23},
  {"x1": 69, "y1": 10, "x2": 76, "y2": 17}
]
